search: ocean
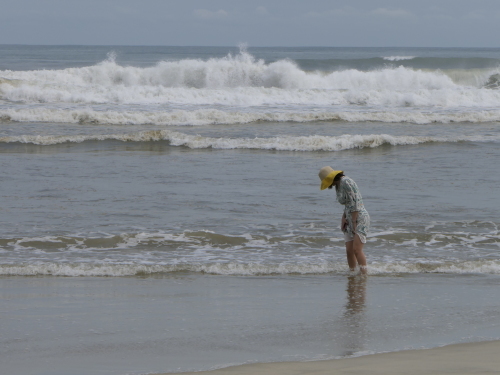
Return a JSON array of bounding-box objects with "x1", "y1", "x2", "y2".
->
[{"x1": 0, "y1": 45, "x2": 499, "y2": 375}]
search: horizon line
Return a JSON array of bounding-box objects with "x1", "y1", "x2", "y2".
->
[{"x1": 1, "y1": 43, "x2": 499, "y2": 49}]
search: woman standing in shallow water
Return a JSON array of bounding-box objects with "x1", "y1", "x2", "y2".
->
[{"x1": 319, "y1": 166, "x2": 370, "y2": 274}]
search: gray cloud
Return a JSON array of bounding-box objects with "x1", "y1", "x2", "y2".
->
[
  {"x1": 255, "y1": 6, "x2": 269, "y2": 16},
  {"x1": 1, "y1": 0, "x2": 500, "y2": 46},
  {"x1": 193, "y1": 9, "x2": 229, "y2": 20},
  {"x1": 304, "y1": 7, "x2": 357, "y2": 18},
  {"x1": 371, "y1": 8, "x2": 413, "y2": 18}
]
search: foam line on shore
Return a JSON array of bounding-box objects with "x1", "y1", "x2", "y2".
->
[{"x1": 1, "y1": 259, "x2": 500, "y2": 276}]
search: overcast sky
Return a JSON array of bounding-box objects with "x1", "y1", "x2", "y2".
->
[{"x1": 1, "y1": 0, "x2": 499, "y2": 47}]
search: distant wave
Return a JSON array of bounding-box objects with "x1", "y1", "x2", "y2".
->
[
  {"x1": 382, "y1": 56, "x2": 416, "y2": 61},
  {"x1": 2, "y1": 50, "x2": 500, "y2": 109},
  {"x1": 2, "y1": 130, "x2": 499, "y2": 150},
  {"x1": 1, "y1": 260, "x2": 500, "y2": 276},
  {"x1": 3, "y1": 108, "x2": 500, "y2": 126},
  {"x1": 0, "y1": 51, "x2": 436, "y2": 92}
]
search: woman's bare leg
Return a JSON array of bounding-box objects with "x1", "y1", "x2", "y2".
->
[
  {"x1": 353, "y1": 235, "x2": 367, "y2": 274},
  {"x1": 345, "y1": 235, "x2": 367, "y2": 274},
  {"x1": 345, "y1": 240, "x2": 357, "y2": 271}
]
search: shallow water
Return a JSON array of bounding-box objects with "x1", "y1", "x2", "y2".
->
[{"x1": 1, "y1": 130, "x2": 498, "y2": 276}]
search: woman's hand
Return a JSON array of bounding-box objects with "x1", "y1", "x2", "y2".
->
[{"x1": 341, "y1": 215, "x2": 347, "y2": 232}]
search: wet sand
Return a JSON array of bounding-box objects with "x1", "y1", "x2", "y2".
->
[
  {"x1": 2, "y1": 275, "x2": 500, "y2": 375},
  {"x1": 162, "y1": 340, "x2": 500, "y2": 375}
]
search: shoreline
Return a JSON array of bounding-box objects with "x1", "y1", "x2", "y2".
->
[{"x1": 159, "y1": 340, "x2": 500, "y2": 375}]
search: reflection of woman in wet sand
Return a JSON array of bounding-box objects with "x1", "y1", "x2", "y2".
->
[
  {"x1": 345, "y1": 275, "x2": 367, "y2": 316},
  {"x1": 341, "y1": 275, "x2": 368, "y2": 356},
  {"x1": 319, "y1": 166, "x2": 370, "y2": 274}
]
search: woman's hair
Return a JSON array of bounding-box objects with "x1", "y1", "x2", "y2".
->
[
  {"x1": 333, "y1": 172, "x2": 344, "y2": 182},
  {"x1": 328, "y1": 172, "x2": 345, "y2": 190}
]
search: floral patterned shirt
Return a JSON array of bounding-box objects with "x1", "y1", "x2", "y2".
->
[{"x1": 336, "y1": 176, "x2": 370, "y2": 243}]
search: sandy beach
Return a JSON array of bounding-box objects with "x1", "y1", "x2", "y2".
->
[{"x1": 162, "y1": 340, "x2": 500, "y2": 375}]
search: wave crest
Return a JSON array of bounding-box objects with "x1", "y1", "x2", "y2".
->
[
  {"x1": 2, "y1": 130, "x2": 498, "y2": 150},
  {"x1": 382, "y1": 56, "x2": 416, "y2": 61},
  {"x1": 0, "y1": 51, "x2": 451, "y2": 90},
  {"x1": 3, "y1": 108, "x2": 500, "y2": 126}
]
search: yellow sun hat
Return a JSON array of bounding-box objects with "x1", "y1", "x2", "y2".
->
[{"x1": 318, "y1": 166, "x2": 343, "y2": 190}]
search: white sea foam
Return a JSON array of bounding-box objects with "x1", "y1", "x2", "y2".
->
[
  {"x1": 368, "y1": 260, "x2": 500, "y2": 275},
  {"x1": 2, "y1": 222, "x2": 497, "y2": 277},
  {"x1": 1, "y1": 51, "x2": 500, "y2": 109},
  {"x1": 0, "y1": 74, "x2": 497, "y2": 107},
  {"x1": 382, "y1": 56, "x2": 416, "y2": 61},
  {"x1": 0, "y1": 262, "x2": 343, "y2": 277},
  {"x1": 1, "y1": 259, "x2": 499, "y2": 276},
  {"x1": 2, "y1": 130, "x2": 499, "y2": 150},
  {"x1": 3, "y1": 108, "x2": 500, "y2": 126}
]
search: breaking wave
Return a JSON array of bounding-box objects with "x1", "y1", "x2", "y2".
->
[
  {"x1": 1, "y1": 260, "x2": 500, "y2": 277},
  {"x1": 382, "y1": 56, "x2": 416, "y2": 61},
  {"x1": 1, "y1": 220, "x2": 498, "y2": 277},
  {"x1": 1, "y1": 49, "x2": 500, "y2": 110},
  {"x1": 3, "y1": 108, "x2": 500, "y2": 126},
  {"x1": 2, "y1": 130, "x2": 499, "y2": 150},
  {"x1": 0, "y1": 51, "x2": 454, "y2": 91}
]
